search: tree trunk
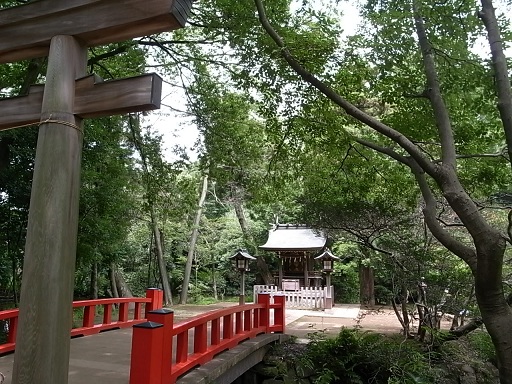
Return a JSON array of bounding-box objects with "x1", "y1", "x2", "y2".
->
[
  {"x1": 151, "y1": 208, "x2": 172, "y2": 306},
  {"x1": 212, "y1": 264, "x2": 218, "y2": 300},
  {"x1": 358, "y1": 264, "x2": 375, "y2": 307},
  {"x1": 474, "y1": 235, "x2": 512, "y2": 384},
  {"x1": 114, "y1": 268, "x2": 133, "y2": 298},
  {"x1": 478, "y1": 0, "x2": 512, "y2": 170},
  {"x1": 110, "y1": 263, "x2": 119, "y2": 298},
  {"x1": 180, "y1": 174, "x2": 208, "y2": 304},
  {"x1": 443, "y1": 318, "x2": 484, "y2": 341},
  {"x1": 391, "y1": 284, "x2": 411, "y2": 338},
  {"x1": 438, "y1": 171, "x2": 512, "y2": 383},
  {"x1": 90, "y1": 262, "x2": 98, "y2": 299},
  {"x1": 400, "y1": 284, "x2": 411, "y2": 338},
  {"x1": 233, "y1": 200, "x2": 273, "y2": 285}
]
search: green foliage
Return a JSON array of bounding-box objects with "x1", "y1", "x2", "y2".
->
[
  {"x1": 302, "y1": 329, "x2": 433, "y2": 384},
  {"x1": 333, "y1": 260, "x2": 359, "y2": 303},
  {"x1": 466, "y1": 331, "x2": 496, "y2": 363}
]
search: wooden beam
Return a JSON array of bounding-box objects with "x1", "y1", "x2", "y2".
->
[
  {"x1": 0, "y1": 0, "x2": 193, "y2": 63},
  {"x1": 0, "y1": 73, "x2": 162, "y2": 131}
]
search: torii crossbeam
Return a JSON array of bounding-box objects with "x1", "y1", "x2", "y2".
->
[{"x1": 0, "y1": 1, "x2": 193, "y2": 383}]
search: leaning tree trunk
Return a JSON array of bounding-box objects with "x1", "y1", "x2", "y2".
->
[
  {"x1": 109, "y1": 263, "x2": 119, "y2": 299},
  {"x1": 114, "y1": 269, "x2": 133, "y2": 298},
  {"x1": 233, "y1": 200, "x2": 273, "y2": 285},
  {"x1": 180, "y1": 174, "x2": 208, "y2": 304},
  {"x1": 151, "y1": 207, "x2": 172, "y2": 306}
]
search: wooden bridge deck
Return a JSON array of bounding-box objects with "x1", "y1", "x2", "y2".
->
[{"x1": 0, "y1": 329, "x2": 134, "y2": 384}]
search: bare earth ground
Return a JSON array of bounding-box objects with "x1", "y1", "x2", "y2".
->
[{"x1": 168, "y1": 302, "x2": 453, "y2": 339}]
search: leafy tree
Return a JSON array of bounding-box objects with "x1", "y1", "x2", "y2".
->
[
  {"x1": 174, "y1": 0, "x2": 512, "y2": 380},
  {"x1": 247, "y1": 0, "x2": 512, "y2": 381}
]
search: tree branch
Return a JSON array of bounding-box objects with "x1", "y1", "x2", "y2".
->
[
  {"x1": 410, "y1": 162, "x2": 477, "y2": 274},
  {"x1": 412, "y1": 1, "x2": 457, "y2": 167},
  {"x1": 442, "y1": 317, "x2": 484, "y2": 341},
  {"x1": 478, "y1": 0, "x2": 512, "y2": 170},
  {"x1": 253, "y1": 0, "x2": 438, "y2": 178}
]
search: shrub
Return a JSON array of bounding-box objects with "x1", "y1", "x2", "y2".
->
[{"x1": 301, "y1": 328, "x2": 432, "y2": 384}]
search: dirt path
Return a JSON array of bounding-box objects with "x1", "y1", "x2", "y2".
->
[{"x1": 167, "y1": 302, "x2": 452, "y2": 338}]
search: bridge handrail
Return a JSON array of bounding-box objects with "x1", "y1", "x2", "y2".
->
[
  {"x1": 129, "y1": 293, "x2": 285, "y2": 384},
  {"x1": 0, "y1": 288, "x2": 163, "y2": 355}
]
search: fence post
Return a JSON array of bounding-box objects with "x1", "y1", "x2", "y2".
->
[
  {"x1": 147, "y1": 309, "x2": 174, "y2": 383},
  {"x1": 257, "y1": 293, "x2": 270, "y2": 333},
  {"x1": 273, "y1": 294, "x2": 285, "y2": 333},
  {"x1": 129, "y1": 321, "x2": 164, "y2": 384},
  {"x1": 145, "y1": 288, "x2": 163, "y2": 314}
]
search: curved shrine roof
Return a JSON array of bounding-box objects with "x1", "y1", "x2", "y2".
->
[{"x1": 259, "y1": 224, "x2": 326, "y2": 252}]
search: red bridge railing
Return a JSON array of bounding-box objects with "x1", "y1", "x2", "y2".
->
[
  {"x1": 0, "y1": 288, "x2": 163, "y2": 355},
  {"x1": 129, "y1": 293, "x2": 285, "y2": 384}
]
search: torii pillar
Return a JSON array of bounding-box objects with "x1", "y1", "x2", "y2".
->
[{"x1": 0, "y1": 1, "x2": 193, "y2": 383}]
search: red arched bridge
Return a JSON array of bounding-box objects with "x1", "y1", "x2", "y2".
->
[{"x1": 0, "y1": 291, "x2": 285, "y2": 384}]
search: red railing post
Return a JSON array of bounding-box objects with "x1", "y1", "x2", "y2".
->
[
  {"x1": 134, "y1": 302, "x2": 143, "y2": 320},
  {"x1": 145, "y1": 288, "x2": 163, "y2": 314},
  {"x1": 129, "y1": 321, "x2": 164, "y2": 384},
  {"x1": 244, "y1": 309, "x2": 252, "y2": 332},
  {"x1": 7, "y1": 315, "x2": 18, "y2": 344},
  {"x1": 258, "y1": 293, "x2": 270, "y2": 333},
  {"x1": 147, "y1": 309, "x2": 174, "y2": 383},
  {"x1": 103, "y1": 303, "x2": 113, "y2": 325},
  {"x1": 119, "y1": 302, "x2": 129, "y2": 323},
  {"x1": 83, "y1": 305, "x2": 95, "y2": 328},
  {"x1": 194, "y1": 323, "x2": 208, "y2": 354},
  {"x1": 273, "y1": 294, "x2": 285, "y2": 333},
  {"x1": 235, "y1": 311, "x2": 243, "y2": 334},
  {"x1": 223, "y1": 313, "x2": 233, "y2": 340},
  {"x1": 211, "y1": 318, "x2": 221, "y2": 345}
]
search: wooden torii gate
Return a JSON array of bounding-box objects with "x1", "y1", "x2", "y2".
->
[{"x1": 0, "y1": 1, "x2": 193, "y2": 383}]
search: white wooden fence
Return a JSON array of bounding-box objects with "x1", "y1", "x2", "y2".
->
[{"x1": 253, "y1": 285, "x2": 333, "y2": 309}]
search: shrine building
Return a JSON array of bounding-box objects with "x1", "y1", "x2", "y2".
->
[{"x1": 260, "y1": 224, "x2": 327, "y2": 290}]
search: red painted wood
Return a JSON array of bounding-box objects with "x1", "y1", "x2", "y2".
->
[
  {"x1": 223, "y1": 313, "x2": 233, "y2": 340},
  {"x1": 0, "y1": 309, "x2": 18, "y2": 353},
  {"x1": 119, "y1": 303, "x2": 129, "y2": 323},
  {"x1": 134, "y1": 302, "x2": 143, "y2": 320},
  {"x1": 244, "y1": 309, "x2": 252, "y2": 332},
  {"x1": 129, "y1": 322, "x2": 164, "y2": 384},
  {"x1": 194, "y1": 323, "x2": 207, "y2": 354},
  {"x1": 1, "y1": 291, "x2": 285, "y2": 383},
  {"x1": 176, "y1": 331, "x2": 189, "y2": 364},
  {"x1": 235, "y1": 312, "x2": 243, "y2": 334},
  {"x1": 147, "y1": 309, "x2": 174, "y2": 383},
  {"x1": 253, "y1": 306, "x2": 260, "y2": 329},
  {"x1": 272, "y1": 295, "x2": 286, "y2": 333},
  {"x1": 258, "y1": 294, "x2": 270, "y2": 333},
  {"x1": 211, "y1": 318, "x2": 221, "y2": 345},
  {"x1": 145, "y1": 288, "x2": 163, "y2": 313},
  {"x1": 0, "y1": 292, "x2": 160, "y2": 353},
  {"x1": 83, "y1": 306, "x2": 95, "y2": 328},
  {"x1": 103, "y1": 304, "x2": 113, "y2": 325}
]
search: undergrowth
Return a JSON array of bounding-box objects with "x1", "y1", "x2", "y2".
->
[{"x1": 298, "y1": 328, "x2": 433, "y2": 384}]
